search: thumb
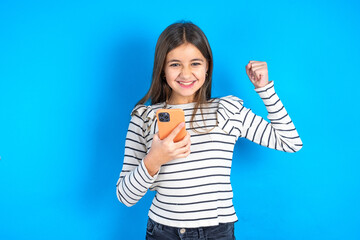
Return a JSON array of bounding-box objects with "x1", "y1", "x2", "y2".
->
[
  {"x1": 153, "y1": 132, "x2": 160, "y2": 141},
  {"x1": 166, "y1": 122, "x2": 185, "y2": 141},
  {"x1": 245, "y1": 62, "x2": 251, "y2": 76}
]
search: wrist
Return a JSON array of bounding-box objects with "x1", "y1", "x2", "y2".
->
[
  {"x1": 144, "y1": 153, "x2": 161, "y2": 177},
  {"x1": 254, "y1": 81, "x2": 269, "y2": 89},
  {"x1": 254, "y1": 81, "x2": 273, "y2": 90}
]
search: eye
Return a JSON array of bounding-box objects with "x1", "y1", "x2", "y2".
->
[
  {"x1": 192, "y1": 62, "x2": 202, "y2": 66},
  {"x1": 169, "y1": 63, "x2": 180, "y2": 67}
]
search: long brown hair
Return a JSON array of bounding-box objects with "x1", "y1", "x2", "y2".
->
[{"x1": 136, "y1": 21, "x2": 214, "y2": 132}]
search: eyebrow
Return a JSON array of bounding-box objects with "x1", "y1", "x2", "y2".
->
[{"x1": 167, "y1": 58, "x2": 204, "y2": 63}]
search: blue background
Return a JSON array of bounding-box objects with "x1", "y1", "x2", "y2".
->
[{"x1": 1, "y1": 0, "x2": 359, "y2": 239}]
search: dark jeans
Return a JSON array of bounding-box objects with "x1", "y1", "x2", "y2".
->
[{"x1": 145, "y1": 218, "x2": 236, "y2": 240}]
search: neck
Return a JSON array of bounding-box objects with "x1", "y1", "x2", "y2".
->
[{"x1": 168, "y1": 96, "x2": 195, "y2": 105}]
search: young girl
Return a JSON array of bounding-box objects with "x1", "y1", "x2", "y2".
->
[{"x1": 116, "y1": 21, "x2": 302, "y2": 240}]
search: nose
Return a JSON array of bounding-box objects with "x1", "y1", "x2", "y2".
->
[{"x1": 180, "y1": 66, "x2": 192, "y2": 79}]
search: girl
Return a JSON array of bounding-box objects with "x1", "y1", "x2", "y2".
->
[{"x1": 116, "y1": 21, "x2": 302, "y2": 240}]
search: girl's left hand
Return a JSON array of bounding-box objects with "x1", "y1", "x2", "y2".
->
[{"x1": 245, "y1": 60, "x2": 269, "y2": 89}]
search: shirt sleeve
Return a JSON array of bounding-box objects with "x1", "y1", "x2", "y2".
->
[
  {"x1": 217, "y1": 81, "x2": 303, "y2": 152},
  {"x1": 116, "y1": 105, "x2": 159, "y2": 207}
]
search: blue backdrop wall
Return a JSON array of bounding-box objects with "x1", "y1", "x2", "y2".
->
[{"x1": 1, "y1": 0, "x2": 359, "y2": 239}]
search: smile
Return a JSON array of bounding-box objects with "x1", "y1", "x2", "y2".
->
[{"x1": 177, "y1": 80, "x2": 197, "y2": 88}]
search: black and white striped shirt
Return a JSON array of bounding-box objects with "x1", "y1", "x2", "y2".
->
[{"x1": 116, "y1": 81, "x2": 303, "y2": 228}]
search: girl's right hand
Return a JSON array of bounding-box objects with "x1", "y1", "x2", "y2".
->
[{"x1": 144, "y1": 122, "x2": 191, "y2": 177}]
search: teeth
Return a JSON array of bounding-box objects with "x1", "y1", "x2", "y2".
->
[{"x1": 179, "y1": 81, "x2": 194, "y2": 86}]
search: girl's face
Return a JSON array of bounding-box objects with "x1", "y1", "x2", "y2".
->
[{"x1": 164, "y1": 43, "x2": 208, "y2": 104}]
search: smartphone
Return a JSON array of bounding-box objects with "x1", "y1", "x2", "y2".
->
[{"x1": 156, "y1": 109, "x2": 187, "y2": 142}]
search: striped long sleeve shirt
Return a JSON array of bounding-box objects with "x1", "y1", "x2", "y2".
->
[{"x1": 116, "y1": 81, "x2": 303, "y2": 228}]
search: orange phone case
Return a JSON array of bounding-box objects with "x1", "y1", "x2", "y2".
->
[{"x1": 156, "y1": 109, "x2": 187, "y2": 142}]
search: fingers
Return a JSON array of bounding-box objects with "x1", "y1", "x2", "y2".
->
[
  {"x1": 246, "y1": 61, "x2": 267, "y2": 70},
  {"x1": 156, "y1": 125, "x2": 190, "y2": 161},
  {"x1": 174, "y1": 132, "x2": 190, "y2": 148},
  {"x1": 246, "y1": 61, "x2": 267, "y2": 81},
  {"x1": 166, "y1": 122, "x2": 185, "y2": 141},
  {"x1": 176, "y1": 150, "x2": 191, "y2": 159},
  {"x1": 173, "y1": 132, "x2": 191, "y2": 157},
  {"x1": 175, "y1": 140, "x2": 191, "y2": 158}
]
